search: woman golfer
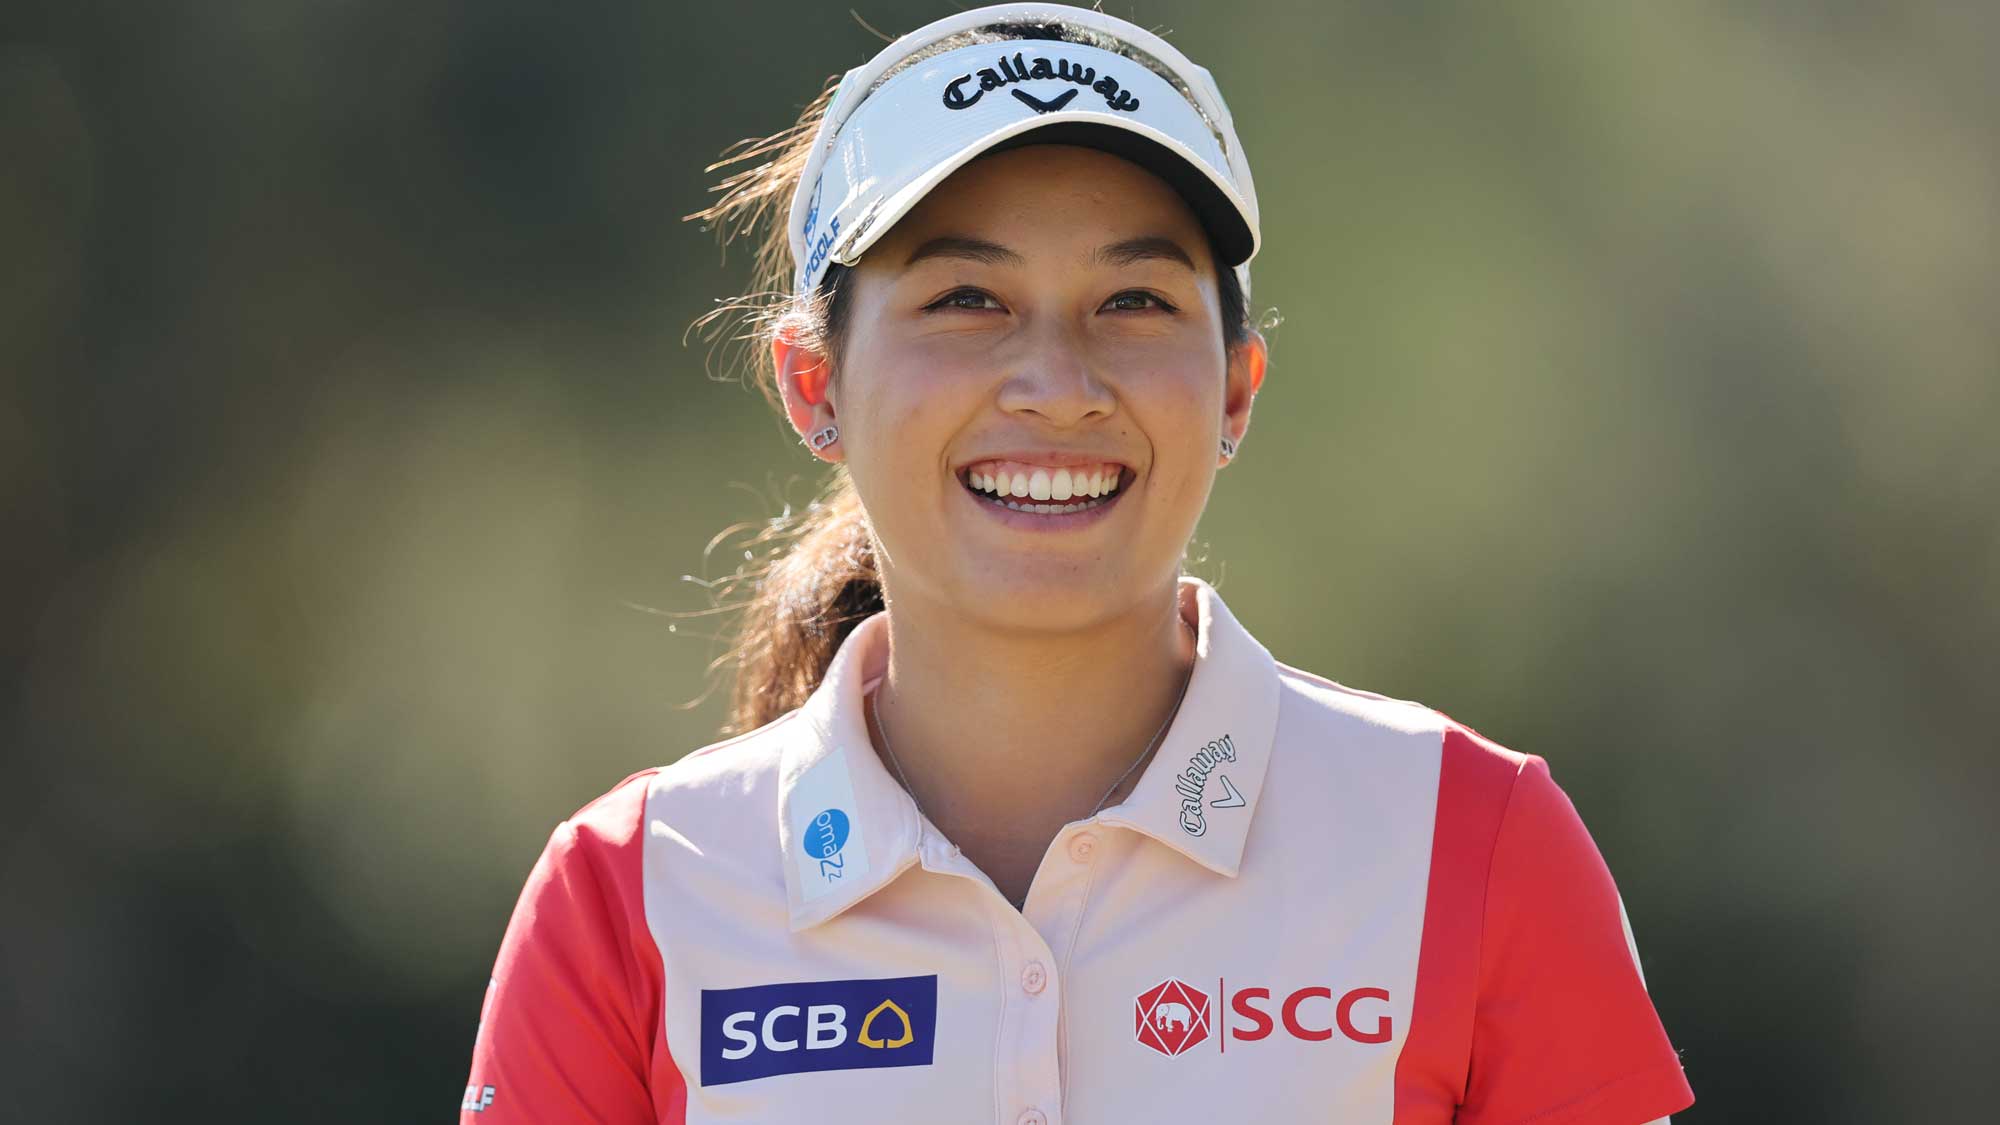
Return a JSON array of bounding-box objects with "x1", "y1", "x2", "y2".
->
[{"x1": 459, "y1": 5, "x2": 1694, "y2": 1122}]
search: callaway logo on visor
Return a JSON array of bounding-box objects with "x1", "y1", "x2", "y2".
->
[{"x1": 941, "y1": 51, "x2": 1142, "y2": 114}]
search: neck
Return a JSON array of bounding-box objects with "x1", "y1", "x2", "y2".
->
[{"x1": 866, "y1": 578, "x2": 1198, "y2": 839}]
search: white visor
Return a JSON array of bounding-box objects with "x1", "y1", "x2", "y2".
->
[{"x1": 787, "y1": 3, "x2": 1260, "y2": 297}]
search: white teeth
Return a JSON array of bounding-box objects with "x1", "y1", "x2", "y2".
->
[{"x1": 961, "y1": 462, "x2": 1129, "y2": 512}]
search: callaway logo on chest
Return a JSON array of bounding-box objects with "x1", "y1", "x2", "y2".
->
[{"x1": 942, "y1": 51, "x2": 1143, "y2": 114}]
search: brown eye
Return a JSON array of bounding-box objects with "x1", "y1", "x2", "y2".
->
[
  {"x1": 1105, "y1": 290, "x2": 1176, "y2": 313},
  {"x1": 926, "y1": 288, "x2": 1002, "y2": 312}
]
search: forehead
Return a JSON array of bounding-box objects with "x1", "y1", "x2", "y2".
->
[{"x1": 871, "y1": 144, "x2": 1211, "y2": 262}]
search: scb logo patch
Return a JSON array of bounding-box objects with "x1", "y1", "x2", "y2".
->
[{"x1": 699, "y1": 975, "x2": 938, "y2": 1087}]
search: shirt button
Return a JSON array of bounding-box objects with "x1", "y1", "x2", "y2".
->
[
  {"x1": 1017, "y1": 1110, "x2": 1048, "y2": 1125},
  {"x1": 1020, "y1": 961, "x2": 1047, "y2": 995},
  {"x1": 1067, "y1": 833, "x2": 1096, "y2": 863}
]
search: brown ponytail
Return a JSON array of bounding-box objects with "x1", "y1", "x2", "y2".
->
[
  {"x1": 682, "y1": 77, "x2": 887, "y2": 737},
  {"x1": 716, "y1": 468, "x2": 882, "y2": 735},
  {"x1": 686, "y1": 25, "x2": 1259, "y2": 737}
]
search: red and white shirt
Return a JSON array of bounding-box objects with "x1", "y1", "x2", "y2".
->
[{"x1": 460, "y1": 576, "x2": 1694, "y2": 1123}]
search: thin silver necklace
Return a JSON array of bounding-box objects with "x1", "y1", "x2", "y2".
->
[{"x1": 866, "y1": 620, "x2": 1198, "y2": 825}]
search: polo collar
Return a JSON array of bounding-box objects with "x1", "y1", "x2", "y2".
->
[
  {"x1": 778, "y1": 576, "x2": 1281, "y2": 930},
  {"x1": 1091, "y1": 576, "x2": 1281, "y2": 876},
  {"x1": 780, "y1": 609, "x2": 923, "y2": 932}
]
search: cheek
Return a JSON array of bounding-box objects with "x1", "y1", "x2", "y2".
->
[
  {"x1": 1121, "y1": 353, "x2": 1224, "y2": 430},
  {"x1": 1115, "y1": 355, "x2": 1224, "y2": 497},
  {"x1": 841, "y1": 349, "x2": 981, "y2": 474},
  {"x1": 1114, "y1": 325, "x2": 1225, "y2": 390}
]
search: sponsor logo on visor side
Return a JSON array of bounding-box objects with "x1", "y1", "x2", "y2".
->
[
  {"x1": 802, "y1": 215, "x2": 841, "y2": 286},
  {"x1": 800, "y1": 172, "x2": 823, "y2": 244},
  {"x1": 699, "y1": 975, "x2": 939, "y2": 1086}
]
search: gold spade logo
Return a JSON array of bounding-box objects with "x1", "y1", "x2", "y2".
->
[{"x1": 856, "y1": 998, "x2": 914, "y2": 1049}]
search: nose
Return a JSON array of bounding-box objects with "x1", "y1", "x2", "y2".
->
[{"x1": 994, "y1": 323, "x2": 1116, "y2": 427}]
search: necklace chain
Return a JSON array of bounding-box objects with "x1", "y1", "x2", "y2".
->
[{"x1": 867, "y1": 620, "x2": 1198, "y2": 826}]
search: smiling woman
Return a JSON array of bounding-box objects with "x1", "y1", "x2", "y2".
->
[{"x1": 457, "y1": 6, "x2": 1695, "y2": 1124}]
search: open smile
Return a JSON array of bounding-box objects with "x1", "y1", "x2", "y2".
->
[{"x1": 955, "y1": 459, "x2": 1131, "y2": 530}]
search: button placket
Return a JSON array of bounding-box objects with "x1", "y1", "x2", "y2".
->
[
  {"x1": 988, "y1": 906, "x2": 1063, "y2": 1125},
  {"x1": 913, "y1": 838, "x2": 1063, "y2": 1122},
  {"x1": 1034, "y1": 827, "x2": 1108, "y2": 1118}
]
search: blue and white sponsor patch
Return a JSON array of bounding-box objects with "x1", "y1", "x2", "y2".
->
[
  {"x1": 790, "y1": 749, "x2": 869, "y2": 900},
  {"x1": 699, "y1": 974, "x2": 938, "y2": 1087}
]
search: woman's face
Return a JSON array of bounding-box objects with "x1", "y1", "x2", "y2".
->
[{"x1": 780, "y1": 144, "x2": 1265, "y2": 632}]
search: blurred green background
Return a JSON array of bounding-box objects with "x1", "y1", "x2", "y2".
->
[{"x1": 5, "y1": 1, "x2": 1995, "y2": 1120}]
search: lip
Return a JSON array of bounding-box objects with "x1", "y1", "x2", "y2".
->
[{"x1": 955, "y1": 468, "x2": 1130, "y2": 532}]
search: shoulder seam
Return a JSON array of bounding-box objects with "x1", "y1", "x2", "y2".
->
[
  {"x1": 566, "y1": 766, "x2": 666, "y2": 826},
  {"x1": 558, "y1": 711, "x2": 805, "y2": 828}
]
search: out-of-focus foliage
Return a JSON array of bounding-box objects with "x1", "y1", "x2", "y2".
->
[{"x1": 4, "y1": 1, "x2": 1994, "y2": 1119}]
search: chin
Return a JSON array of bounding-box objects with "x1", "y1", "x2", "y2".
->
[{"x1": 937, "y1": 563, "x2": 1153, "y2": 633}]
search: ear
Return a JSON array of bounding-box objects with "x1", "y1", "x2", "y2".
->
[
  {"x1": 1220, "y1": 329, "x2": 1267, "y2": 464},
  {"x1": 772, "y1": 325, "x2": 842, "y2": 462}
]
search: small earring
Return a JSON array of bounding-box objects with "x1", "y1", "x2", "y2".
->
[
  {"x1": 1219, "y1": 435, "x2": 1237, "y2": 460},
  {"x1": 807, "y1": 425, "x2": 839, "y2": 452}
]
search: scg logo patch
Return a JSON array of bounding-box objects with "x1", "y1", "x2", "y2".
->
[
  {"x1": 699, "y1": 975, "x2": 938, "y2": 1087},
  {"x1": 1136, "y1": 977, "x2": 1396, "y2": 1058}
]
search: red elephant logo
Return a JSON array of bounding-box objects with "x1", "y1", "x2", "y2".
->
[{"x1": 1135, "y1": 979, "x2": 1212, "y2": 1056}]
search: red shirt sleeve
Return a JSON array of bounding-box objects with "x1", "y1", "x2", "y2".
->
[
  {"x1": 1458, "y1": 741, "x2": 1694, "y2": 1125},
  {"x1": 458, "y1": 770, "x2": 686, "y2": 1124}
]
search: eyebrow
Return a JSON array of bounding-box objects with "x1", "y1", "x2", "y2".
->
[
  {"x1": 902, "y1": 234, "x2": 1198, "y2": 272},
  {"x1": 1092, "y1": 235, "x2": 1197, "y2": 272},
  {"x1": 904, "y1": 236, "x2": 1025, "y2": 268}
]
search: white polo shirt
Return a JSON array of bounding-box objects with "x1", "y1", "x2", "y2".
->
[{"x1": 459, "y1": 576, "x2": 1694, "y2": 1124}]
